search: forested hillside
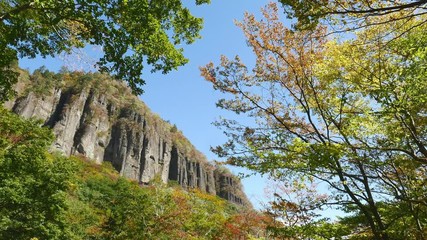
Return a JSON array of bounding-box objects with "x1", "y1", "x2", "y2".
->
[
  {"x1": 2, "y1": 0, "x2": 427, "y2": 239},
  {"x1": 0, "y1": 104, "x2": 270, "y2": 239}
]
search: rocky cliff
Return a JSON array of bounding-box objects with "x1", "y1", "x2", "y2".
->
[{"x1": 5, "y1": 68, "x2": 250, "y2": 206}]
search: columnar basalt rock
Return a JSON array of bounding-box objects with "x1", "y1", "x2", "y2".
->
[
  {"x1": 6, "y1": 71, "x2": 250, "y2": 206},
  {"x1": 168, "y1": 146, "x2": 217, "y2": 194},
  {"x1": 215, "y1": 169, "x2": 249, "y2": 206}
]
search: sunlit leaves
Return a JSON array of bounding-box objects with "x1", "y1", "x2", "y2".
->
[
  {"x1": 0, "y1": 107, "x2": 75, "y2": 240},
  {"x1": 278, "y1": 0, "x2": 427, "y2": 32},
  {"x1": 0, "y1": 0, "x2": 210, "y2": 97},
  {"x1": 203, "y1": 2, "x2": 427, "y2": 239}
]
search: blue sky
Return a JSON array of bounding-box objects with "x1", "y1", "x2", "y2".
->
[
  {"x1": 19, "y1": 0, "x2": 277, "y2": 208},
  {"x1": 141, "y1": 0, "x2": 274, "y2": 208}
]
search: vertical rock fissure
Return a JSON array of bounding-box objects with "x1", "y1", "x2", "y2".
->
[
  {"x1": 187, "y1": 160, "x2": 192, "y2": 189},
  {"x1": 43, "y1": 89, "x2": 71, "y2": 127},
  {"x1": 196, "y1": 163, "x2": 201, "y2": 188},
  {"x1": 139, "y1": 134, "x2": 149, "y2": 184},
  {"x1": 168, "y1": 146, "x2": 179, "y2": 182},
  {"x1": 73, "y1": 89, "x2": 95, "y2": 155},
  {"x1": 104, "y1": 122, "x2": 125, "y2": 173},
  {"x1": 158, "y1": 137, "x2": 161, "y2": 164}
]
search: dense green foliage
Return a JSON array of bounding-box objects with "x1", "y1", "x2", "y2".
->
[
  {"x1": 0, "y1": 107, "x2": 270, "y2": 239},
  {"x1": 0, "y1": 107, "x2": 75, "y2": 239},
  {"x1": 0, "y1": 0, "x2": 210, "y2": 100}
]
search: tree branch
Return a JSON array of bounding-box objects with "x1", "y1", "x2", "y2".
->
[{"x1": 0, "y1": 2, "x2": 35, "y2": 22}]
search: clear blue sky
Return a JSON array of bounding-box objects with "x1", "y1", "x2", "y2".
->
[
  {"x1": 140, "y1": 0, "x2": 273, "y2": 208},
  {"x1": 19, "y1": 0, "x2": 276, "y2": 208}
]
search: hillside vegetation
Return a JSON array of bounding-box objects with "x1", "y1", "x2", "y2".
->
[{"x1": 0, "y1": 106, "x2": 270, "y2": 239}]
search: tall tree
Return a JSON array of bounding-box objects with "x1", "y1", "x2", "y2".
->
[
  {"x1": 0, "y1": 0, "x2": 210, "y2": 101},
  {"x1": 0, "y1": 107, "x2": 75, "y2": 239},
  {"x1": 201, "y1": 3, "x2": 427, "y2": 239}
]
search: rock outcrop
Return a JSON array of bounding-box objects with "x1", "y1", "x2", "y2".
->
[
  {"x1": 215, "y1": 168, "x2": 247, "y2": 205},
  {"x1": 5, "y1": 70, "x2": 250, "y2": 206}
]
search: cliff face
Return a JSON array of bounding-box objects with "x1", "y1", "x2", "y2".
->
[
  {"x1": 215, "y1": 169, "x2": 247, "y2": 205},
  {"x1": 5, "y1": 70, "x2": 249, "y2": 206}
]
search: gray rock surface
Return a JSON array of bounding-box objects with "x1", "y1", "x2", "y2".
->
[
  {"x1": 6, "y1": 74, "x2": 250, "y2": 206},
  {"x1": 215, "y1": 170, "x2": 248, "y2": 205}
]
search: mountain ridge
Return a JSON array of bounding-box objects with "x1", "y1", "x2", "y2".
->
[{"x1": 5, "y1": 67, "x2": 250, "y2": 207}]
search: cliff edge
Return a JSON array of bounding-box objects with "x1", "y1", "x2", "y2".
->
[{"x1": 4, "y1": 68, "x2": 250, "y2": 206}]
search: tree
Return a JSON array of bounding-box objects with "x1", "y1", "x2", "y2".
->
[
  {"x1": 262, "y1": 181, "x2": 346, "y2": 239},
  {"x1": 0, "y1": 0, "x2": 210, "y2": 101},
  {"x1": 278, "y1": 0, "x2": 427, "y2": 31},
  {"x1": 201, "y1": 3, "x2": 427, "y2": 239},
  {"x1": 0, "y1": 106, "x2": 75, "y2": 239}
]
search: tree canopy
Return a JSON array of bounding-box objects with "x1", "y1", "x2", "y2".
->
[
  {"x1": 202, "y1": 2, "x2": 427, "y2": 239},
  {"x1": 0, "y1": 0, "x2": 210, "y2": 100},
  {"x1": 278, "y1": 0, "x2": 427, "y2": 31}
]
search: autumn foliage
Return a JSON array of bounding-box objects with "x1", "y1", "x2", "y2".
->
[{"x1": 202, "y1": 2, "x2": 427, "y2": 239}]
